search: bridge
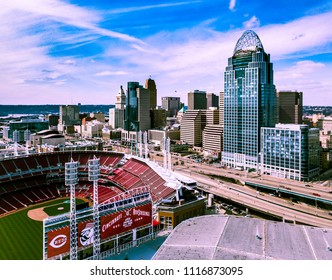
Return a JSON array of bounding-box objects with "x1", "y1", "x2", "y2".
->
[{"x1": 245, "y1": 181, "x2": 332, "y2": 206}]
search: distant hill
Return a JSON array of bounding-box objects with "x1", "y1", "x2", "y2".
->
[
  {"x1": 0, "y1": 105, "x2": 114, "y2": 117},
  {"x1": 303, "y1": 106, "x2": 332, "y2": 116}
]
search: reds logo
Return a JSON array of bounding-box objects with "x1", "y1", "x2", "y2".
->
[
  {"x1": 49, "y1": 234, "x2": 67, "y2": 249},
  {"x1": 123, "y1": 217, "x2": 133, "y2": 228},
  {"x1": 80, "y1": 223, "x2": 94, "y2": 246}
]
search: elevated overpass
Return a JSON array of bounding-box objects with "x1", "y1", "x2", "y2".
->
[
  {"x1": 245, "y1": 181, "x2": 332, "y2": 206},
  {"x1": 174, "y1": 168, "x2": 332, "y2": 228}
]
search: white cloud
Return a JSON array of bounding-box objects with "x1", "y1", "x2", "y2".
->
[
  {"x1": 0, "y1": 1, "x2": 332, "y2": 105},
  {"x1": 275, "y1": 60, "x2": 332, "y2": 105},
  {"x1": 275, "y1": 60, "x2": 325, "y2": 84},
  {"x1": 94, "y1": 71, "x2": 129, "y2": 76},
  {"x1": 101, "y1": 11, "x2": 332, "y2": 104},
  {"x1": 0, "y1": 0, "x2": 149, "y2": 104},
  {"x1": 243, "y1": 16, "x2": 260, "y2": 29},
  {"x1": 61, "y1": 59, "x2": 76, "y2": 65},
  {"x1": 0, "y1": 0, "x2": 144, "y2": 44},
  {"x1": 259, "y1": 12, "x2": 332, "y2": 59},
  {"x1": 229, "y1": 0, "x2": 236, "y2": 11},
  {"x1": 108, "y1": 1, "x2": 202, "y2": 14}
]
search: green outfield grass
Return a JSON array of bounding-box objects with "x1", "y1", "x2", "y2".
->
[
  {"x1": 0, "y1": 198, "x2": 85, "y2": 260},
  {"x1": 43, "y1": 199, "x2": 86, "y2": 216}
]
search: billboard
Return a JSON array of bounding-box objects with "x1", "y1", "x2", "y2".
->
[
  {"x1": 100, "y1": 202, "x2": 152, "y2": 240},
  {"x1": 46, "y1": 202, "x2": 152, "y2": 258},
  {"x1": 47, "y1": 226, "x2": 70, "y2": 258}
]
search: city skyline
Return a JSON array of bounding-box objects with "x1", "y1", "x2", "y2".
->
[{"x1": 1, "y1": 0, "x2": 332, "y2": 105}]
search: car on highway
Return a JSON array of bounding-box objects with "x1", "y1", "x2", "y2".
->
[{"x1": 312, "y1": 193, "x2": 321, "y2": 197}]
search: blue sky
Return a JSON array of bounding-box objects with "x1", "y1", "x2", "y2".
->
[{"x1": 0, "y1": 0, "x2": 332, "y2": 106}]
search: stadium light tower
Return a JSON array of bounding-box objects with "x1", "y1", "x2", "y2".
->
[
  {"x1": 138, "y1": 130, "x2": 143, "y2": 158},
  {"x1": 167, "y1": 137, "x2": 172, "y2": 173},
  {"x1": 88, "y1": 156, "x2": 100, "y2": 260},
  {"x1": 65, "y1": 160, "x2": 79, "y2": 260},
  {"x1": 24, "y1": 129, "x2": 31, "y2": 154},
  {"x1": 162, "y1": 136, "x2": 167, "y2": 171},
  {"x1": 144, "y1": 131, "x2": 148, "y2": 159},
  {"x1": 13, "y1": 142, "x2": 18, "y2": 157}
]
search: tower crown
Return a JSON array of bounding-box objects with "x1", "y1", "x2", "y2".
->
[
  {"x1": 233, "y1": 30, "x2": 264, "y2": 57},
  {"x1": 118, "y1": 85, "x2": 125, "y2": 96}
]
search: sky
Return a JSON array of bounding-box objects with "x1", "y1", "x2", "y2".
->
[{"x1": 0, "y1": 0, "x2": 332, "y2": 106}]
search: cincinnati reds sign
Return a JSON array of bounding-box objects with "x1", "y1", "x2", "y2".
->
[
  {"x1": 46, "y1": 203, "x2": 152, "y2": 258},
  {"x1": 49, "y1": 234, "x2": 67, "y2": 249},
  {"x1": 100, "y1": 202, "x2": 152, "y2": 239},
  {"x1": 47, "y1": 227, "x2": 70, "y2": 258}
]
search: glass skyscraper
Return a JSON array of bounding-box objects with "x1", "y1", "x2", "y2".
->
[
  {"x1": 124, "y1": 81, "x2": 140, "y2": 132},
  {"x1": 222, "y1": 30, "x2": 276, "y2": 169},
  {"x1": 124, "y1": 81, "x2": 151, "y2": 132},
  {"x1": 261, "y1": 124, "x2": 320, "y2": 181}
]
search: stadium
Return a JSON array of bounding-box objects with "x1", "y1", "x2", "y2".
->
[
  {"x1": 153, "y1": 215, "x2": 332, "y2": 260},
  {"x1": 0, "y1": 148, "x2": 192, "y2": 260},
  {"x1": 3, "y1": 148, "x2": 332, "y2": 261}
]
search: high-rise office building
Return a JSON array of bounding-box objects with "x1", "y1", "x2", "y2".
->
[
  {"x1": 150, "y1": 108, "x2": 166, "y2": 129},
  {"x1": 145, "y1": 77, "x2": 157, "y2": 109},
  {"x1": 188, "y1": 90, "x2": 207, "y2": 110},
  {"x1": 58, "y1": 105, "x2": 80, "y2": 134},
  {"x1": 124, "y1": 82, "x2": 151, "y2": 132},
  {"x1": 138, "y1": 87, "x2": 151, "y2": 132},
  {"x1": 318, "y1": 117, "x2": 332, "y2": 133},
  {"x1": 202, "y1": 108, "x2": 222, "y2": 157},
  {"x1": 277, "y1": 91, "x2": 303, "y2": 124},
  {"x1": 180, "y1": 107, "x2": 218, "y2": 147},
  {"x1": 222, "y1": 30, "x2": 276, "y2": 169},
  {"x1": 219, "y1": 92, "x2": 224, "y2": 126},
  {"x1": 161, "y1": 97, "x2": 181, "y2": 117},
  {"x1": 109, "y1": 86, "x2": 126, "y2": 129},
  {"x1": 206, "y1": 107, "x2": 219, "y2": 125},
  {"x1": 115, "y1": 85, "x2": 126, "y2": 109},
  {"x1": 59, "y1": 105, "x2": 80, "y2": 126},
  {"x1": 203, "y1": 125, "x2": 223, "y2": 157},
  {"x1": 180, "y1": 110, "x2": 206, "y2": 146},
  {"x1": 206, "y1": 93, "x2": 219, "y2": 109},
  {"x1": 261, "y1": 124, "x2": 320, "y2": 181},
  {"x1": 124, "y1": 82, "x2": 140, "y2": 132}
]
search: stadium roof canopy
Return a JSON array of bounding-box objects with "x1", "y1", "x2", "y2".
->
[
  {"x1": 152, "y1": 215, "x2": 332, "y2": 260},
  {"x1": 233, "y1": 30, "x2": 264, "y2": 57}
]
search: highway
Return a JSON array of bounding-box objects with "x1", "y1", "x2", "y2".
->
[
  {"x1": 111, "y1": 148, "x2": 332, "y2": 228},
  {"x1": 175, "y1": 160, "x2": 332, "y2": 200},
  {"x1": 149, "y1": 150, "x2": 332, "y2": 202},
  {"x1": 173, "y1": 166, "x2": 332, "y2": 228}
]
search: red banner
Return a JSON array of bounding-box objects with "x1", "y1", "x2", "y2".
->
[
  {"x1": 46, "y1": 203, "x2": 152, "y2": 258},
  {"x1": 78, "y1": 220, "x2": 94, "y2": 248},
  {"x1": 47, "y1": 227, "x2": 70, "y2": 258},
  {"x1": 100, "y1": 203, "x2": 152, "y2": 240}
]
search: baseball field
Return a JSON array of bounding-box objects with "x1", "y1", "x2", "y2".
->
[{"x1": 0, "y1": 198, "x2": 85, "y2": 260}]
